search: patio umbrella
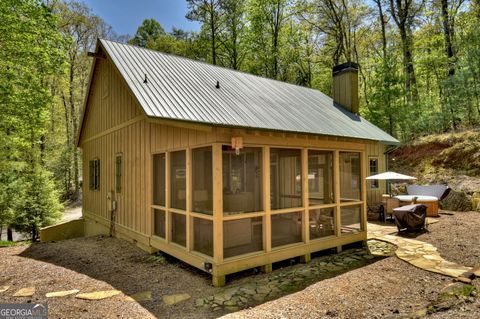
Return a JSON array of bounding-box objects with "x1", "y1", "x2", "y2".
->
[
  {"x1": 366, "y1": 171, "x2": 416, "y2": 181},
  {"x1": 366, "y1": 171, "x2": 416, "y2": 196}
]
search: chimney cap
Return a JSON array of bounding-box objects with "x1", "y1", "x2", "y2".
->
[{"x1": 333, "y1": 61, "x2": 359, "y2": 75}]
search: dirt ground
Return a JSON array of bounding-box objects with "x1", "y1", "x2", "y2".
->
[
  {"x1": 0, "y1": 236, "x2": 218, "y2": 319},
  {"x1": 0, "y1": 211, "x2": 479, "y2": 319},
  {"x1": 225, "y1": 211, "x2": 480, "y2": 319}
]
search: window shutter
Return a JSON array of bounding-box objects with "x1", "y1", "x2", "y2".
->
[
  {"x1": 96, "y1": 159, "x2": 100, "y2": 190},
  {"x1": 115, "y1": 155, "x2": 122, "y2": 193},
  {"x1": 89, "y1": 160, "x2": 94, "y2": 190}
]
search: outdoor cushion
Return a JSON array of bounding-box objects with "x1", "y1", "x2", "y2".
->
[
  {"x1": 406, "y1": 185, "x2": 450, "y2": 200},
  {"x1": 395, "y1": 195, "x2": 438, "y2": 202}
]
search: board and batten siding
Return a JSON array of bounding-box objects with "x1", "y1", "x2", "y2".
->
[
  {"x1": 365, "y1": 142, "x2": 387, "y2": 205},
  {"x1": 79, "y1": 54, "x2": 150, "y2": 240},
  {"x1": 79, "y1": 56, "x2": 144, "y2": 143}
]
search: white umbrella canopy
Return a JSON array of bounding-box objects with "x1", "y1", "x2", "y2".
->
[{"x1": 366, "y1": 171, "x2": 416, "y2": 180}]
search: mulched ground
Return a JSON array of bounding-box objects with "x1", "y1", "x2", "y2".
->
[{"x1": 0, "y1": 210, "x2": 479, "y2": 319}]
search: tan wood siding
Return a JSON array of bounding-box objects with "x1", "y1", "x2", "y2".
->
[
  {"x1": 82, "y1": 120, "x2": 149, "y2": 234},
  {"x1": 365, "y1": 142, "x2": 387, "y2": 205},
  {"x1": 79, "y1": 57, "x2": 143, "y2": 144}
]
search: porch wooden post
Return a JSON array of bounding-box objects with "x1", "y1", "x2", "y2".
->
[
  {"x1": 165, "y1": 152, "x2": 171, "y2": 243},
  {"x1": 212, "y1": 143, "x2": 224, "y2": 286},
  {"x1": 145, "y1": 123, "x2": 153, "y2": 236},
  {"x1": 186, "y1": 148, "x2": 192, "y2": 251},
  {"x1": 361, "y1": 150, "x2": 367, "y2": 231},
  {"x1": 261, "y1": 146, "x2": 272, "y2": 272},
  {"x1": 334, "y1": 150, "x2": 342, "y2": 253},
  {"x1": 300, "y1": 148, "x2": 311, "y2": 263}
]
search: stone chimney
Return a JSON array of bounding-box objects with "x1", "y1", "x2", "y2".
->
[{"x1": 332, "y1": 62, "x2": 359, "y2": 114}]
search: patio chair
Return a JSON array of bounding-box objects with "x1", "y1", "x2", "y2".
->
[{"x1": 381, "y1": 197, "x2": 400, "y2": 222}]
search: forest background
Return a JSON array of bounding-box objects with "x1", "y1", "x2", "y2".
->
[{"x1": 1, "y1": 0, "x2": 479, "y2": 239}]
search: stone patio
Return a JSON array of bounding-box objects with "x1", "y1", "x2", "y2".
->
[
  {"x1": 195, "y1": 241, "x2": 395, "y2": 312},
  {"x1": 367, "y1": 219, "x2": 473, "y2": 279}
]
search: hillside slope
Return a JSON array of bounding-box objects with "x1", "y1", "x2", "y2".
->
[{"x1": 389, "y1": 129, "x2": 480, "y2": 211}]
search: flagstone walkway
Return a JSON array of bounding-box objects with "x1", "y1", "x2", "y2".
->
[{"x1": 367, "y1": 219, "x2": 478, "y2": 279}]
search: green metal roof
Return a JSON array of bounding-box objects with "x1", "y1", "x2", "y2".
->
[{"x1": 100, "y1": 39, "x2": 399, "y2": 145}]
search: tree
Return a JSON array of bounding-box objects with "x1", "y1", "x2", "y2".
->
[
  {"x1": 129, "y1": 18, "x2": 166, "y2": 47},
  {"x1": 388, "y1": 0, "x2": 424, "y2": 103},
  {"x1": 219, "y1": 0, "x2": 247, "y2": 70},
  {"x1": 247, "y1": 0, "x2": 290, "y2": 79},
  {"x1": 186, "y1": 0, "x2": 224, "y2": 65},
  {"x1": 12, "y1": 167, "x2": 62, "y2": 241},
  {"x1": 54, "y1": 0, "x2": 117, "y2": 199},
  {"x1": 438, "y1": 0, "x2": 466, "y2": 129},
  {"x1": 0, "y1": 0, "x2": 64, "y2": 239}
]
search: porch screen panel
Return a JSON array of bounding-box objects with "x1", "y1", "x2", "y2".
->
[
  {"x1": 271, "y1": 211, "x2": 302, "y2": 247},
  {"x1": 223, "y1": 146, "x2": 263, "y2": 215},
  {"x1": 270, "y1": 148, "x2": 302, "y2": 210},
  {"x1": 153, "y1": 209, "x2": 165, "y2": 238},
  {"x1": 170, "y1": 150, "x2": 186, "y2": 210},
  {"x1": 171, "y1": 213, "x2": 186, "y2": 246},
  {"x1": 153, "y1": 153, "x2": 166, "y2": 206},
  {"x1": 223, "y1": 217, "x2": 263, "y2": 258},
  {"x1": 193, "y1": 217, "x2": 213, "y2": 256},
  {"x1": 309, "y1": 208, "x2": 335, "y2": 239},
  {"x1": 192, "y1": 147, "x2": 213, "y2": 215},
  {"x1": 340, "y1": 205, "x2": 362, "y2": 233},
  {"x1": 339, "y1": 152, "x2": 361, "y2": 202},
  {"x1": 308, "y1": 150, "x2": 334, "y2": 205}
]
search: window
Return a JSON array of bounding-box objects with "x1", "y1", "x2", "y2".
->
[
  {"x1": 170, "y1": 151, "x2": 186, "y2": 210},
  {"x1": 115, "y1": 154, "x2": 122, "y2": 193},
  {"x1": 89, "y1": 158, "x2": 100, "y2": 191},
  {"x1": 153, "y1": 153, "x2": 166, "y2": 206},
  {"x1": 339, "y1": 152, "x2": 361, "y2": 202},
  {"x1": 223, "y1": 146, "x2": 263, "y2": 215},
  {"x1": 308, "y1": 150, "x2": 334, "y2": 205},
  {"x1": 192, "y1": 147, "x2": 213, "y2": 215},
  {"x1": 270, "y1": 148, "x2": 302, "y2": 210},
  {"x1": 369, "y1": 158, "x2": 379, "y2": 189}
]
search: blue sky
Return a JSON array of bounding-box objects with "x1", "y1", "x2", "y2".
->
[{"x1": 82, "y1": 0, "x2": 200, "y2": 37}]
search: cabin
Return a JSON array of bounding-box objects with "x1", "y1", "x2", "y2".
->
[{"x1": 76, "y1": 39, "x2": 398, "y2": 286}]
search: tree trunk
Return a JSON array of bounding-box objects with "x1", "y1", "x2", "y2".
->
[
  {"x1": 399, "y1": 27, "x2": 418, "y2": 103},
  {"x1": 375, "y1": 0, "x2": 387, "y2": 60},
  {"x1": 210, "y1": 1, "x2": 217, "y2": 65},
  {"x1": 69, "y1": 61, "x2": 79, "y2": 199},
  {"x1": 441, "y1": 0, "x2": 458, "y2": 129},
  {"x1": 441, "y1": 0, "x2": 455, "y2": 77}
]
